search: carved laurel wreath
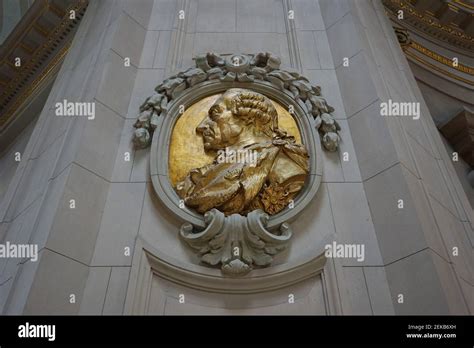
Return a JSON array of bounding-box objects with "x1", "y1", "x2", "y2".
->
[
  {"x1": 132, "y1": 52, "x2": 340, "y2": 152},
  {"x1": 132, "y1": 52, "x2": 340, "y2": 276}
]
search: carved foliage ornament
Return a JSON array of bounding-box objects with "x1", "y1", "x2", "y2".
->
[
  {"x1": 133, "y1": 52, "x2": 340, "y2": 151},
  {"x1": 132, "y1": 52, "x2": 340, "y2": 276},
  {"x1": 394, "y1": 27, "x2": 411, "y2": 50}
]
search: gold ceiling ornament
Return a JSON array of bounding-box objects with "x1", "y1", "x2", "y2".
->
[
  {"x1": 135, "y1": 52, "x2": 338, "y2": 275},
  {"x1": 0, "y1": 44, "x2": 70, "y2": 131},
  {"x1": 452, "y1": 0, "x2": 474, "y2": 11},
  {"x1": 394, "y1": 27, "x2": 411, "y2": 50},
  {"x1": 391, "y1": 28, "x2": 474, "y2": 83},
  {"x1": 404, "y1": 49, "x2": 474, "y2": 86},
  {"x1": 383, "y1": 0, "x2": 474, "y2": 52},
  {"x1": 409, "y1": 40, "x2": 474, "y2": 76}
]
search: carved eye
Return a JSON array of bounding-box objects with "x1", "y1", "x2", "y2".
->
[
  {"x1": 209, "y1": 105, "x2": 222, "y2": 120},
  {"x1": 210, "y1": 111, "x2": 218, "y2": 121}
]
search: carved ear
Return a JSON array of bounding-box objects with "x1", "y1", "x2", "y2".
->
[
  {"x1": 229, "y1": 124, "x2": 242, "y2": 135},
  {"x1": 257, "y1": 111, "x2": 271, "y2": 126},
  {"x1": 229, "y1": 99, "x2": 239, "y2": 115}
]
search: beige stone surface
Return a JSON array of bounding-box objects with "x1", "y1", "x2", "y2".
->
[
  {"x1": 148, "y1": 0, "x2": 177, "y2": 31},
  {"x1": 111, "y1": 13, "x2": 147, "y2": 67},
  {"x1": 79, "y1": 267, "x2": 110, "y2": 315},
  {"x1": 1, "y1": 0, "x2": 472, "y2": 315},
  {"x1": 297, "y1": 30, "x2": 321, "y2": 69},
  {"x1": 364, "y1": 164, "x2": 428, "y2": 264},
  {"x1": 328, "y1": 183, "x2": 383, "y2": 266},
  {"x1": 348, "y1": 100, "x2": 399, "y2": 180},
  {"x1": 2, "y1": 255, "x2": 44, "y2": 314},
  {"x1": 96, "y1": 50, "x2": 138, "y2": 117},
  {"x1": 103, "y1": 267, "x2": 130, "y2": 315},
  {"x1": 292, "y1": 0, "x2": 325, "y2": 31},
  {"x1": 46, "y1": 164, "x2": 109, "y2": 265},
  {"x1": 91, "y1": 183, "x2": 146, "y2": 266},
  {"x1": 122, "y1": 0, "x2": 154, "y2": 29},
  {"x1": 364, "y1": 267, "x2": 394, "y2": 314},
  {"x1": 286, "y1": 184, "x2": 336, "y2": 264},
  {"x1": 4, "y1": 135, "x2": 62, "y2": 221},
  {"x1": 384, "y1": 249, "x2": 450, "y2": 314},
  {"x1": 430, "y1": 252, "x2": 469, "y2": 314},
  {"x1": 196, "y1": 0, "x2": 236, "y2": 32},
  {"x1": 140, "y1": 30, "x2": 160, "y2": 69},
  {"x1": 152, "y1": 31, "x2": 172, "y2": 69},
  {"x1": 335, "y1": 119, "x2": 362, "y2": 182},
  {"x1": 110, "y1": 119, "x2": 136, "y2": 182},
  {"x1": 24, "y1": 250, "x2": 89, "y2": 314},
  {"x1": 236, "y1": 0, "x2": 285, "y2": 33},
  {"x1": 402, "y1": 166, "x2": 450, "y2": 261},
  {"x1": 408, "y1": 136, "x2": 458, "y2": 216},
  {"x1": 319, "y1": 0, "x2": 351, "y2": 29},
  {"x1": 336, "y1": 52, "x2": 378, "y2": 118},
  {"x1": 459, "y1": 278, "x2": 474, "y2": 313},
  {"x1": 429, "y1": 197, "x2": 474, "y2": 285},
  {"x1": 149, "y1": 273, "x2": 326, "y2": 315},
  {"x1": 326, "y1": 13, "x2": 361, "y2": 67},
  {"x1": 341, "y1": 267, "x2": 372, "y2": 314},
  {"x1": 75, "y1": 102, "x2": 124, "y2": 181}
]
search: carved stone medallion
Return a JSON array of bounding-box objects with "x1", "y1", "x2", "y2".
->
[
  {"x1": 175, "y1": 88, "x2": 310, "y2": 217},
  {"x1": 132, "y1": 52, "x2": 340, "y2": 275}
]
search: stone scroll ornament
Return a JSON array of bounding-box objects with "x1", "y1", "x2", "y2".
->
[{"x1": 132, "y1": 52, "x2": 340, "y2": 275}]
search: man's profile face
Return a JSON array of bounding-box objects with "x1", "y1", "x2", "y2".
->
[{"x1": 196, "y1": 94, "x2": 243, "y2": 151}]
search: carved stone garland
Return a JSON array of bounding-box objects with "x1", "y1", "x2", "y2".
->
[
  {"x1": 133, "y1": 52, "x2": 340, "y2": 151},
  {"x1": 132, "y1": 52, "x2": 340, "y2": 276}
]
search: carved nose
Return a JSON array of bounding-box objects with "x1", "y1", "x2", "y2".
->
[{"x1": 196, "y1": 119, "x2": 210, "y2": 134}]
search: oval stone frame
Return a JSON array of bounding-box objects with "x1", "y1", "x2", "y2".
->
[
  {"x1": 150, "y1": 80, "x2": 323, "y2": 230},
  {"x1": 134, "y1": 52, "x2": 340, "y2": 275}
]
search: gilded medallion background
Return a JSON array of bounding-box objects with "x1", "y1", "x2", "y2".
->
[{"x1": 169, "y1": 93, "x2": 302, "y2": 187}]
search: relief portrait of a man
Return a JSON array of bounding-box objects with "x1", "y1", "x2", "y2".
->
[{"x1": 176, "y1": 88, "x2": 309, "y2": 216}]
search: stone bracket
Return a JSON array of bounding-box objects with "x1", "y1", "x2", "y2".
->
[{"x1": 180, "y1": 209, "x2": 292, "y2": 275}]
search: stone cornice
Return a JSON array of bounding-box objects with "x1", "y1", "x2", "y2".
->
[
  {"x1": 391, "y1": 23, "x2": 474, "y2": 90},
  {"x1": 0, "y1": 0, "x2": 88, "y2": 133},
  {"x1": 409, "y1": 40, "x2": 474, "y2": 76},
  {"x1": 402, "y1": 39, "x2": 474, "y2": 88},
  {"x1": 383, "y1": 0, "x2": 474, "y2": 54}
]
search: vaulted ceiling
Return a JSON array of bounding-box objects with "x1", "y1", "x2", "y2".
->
[
  {"x1": 0, "y1": 0, "x2": 88, "y2": 135},
  {"x1": 383, "y1": 0, "x2": 473, "y2": 127}
]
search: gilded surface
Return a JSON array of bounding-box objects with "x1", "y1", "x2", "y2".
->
[
  {"x1": 169, "y1": 93, "x2": 302, "y2": 186},
  {"x1": 170, "y1": 89, "x2": 309, "y2": 216}
]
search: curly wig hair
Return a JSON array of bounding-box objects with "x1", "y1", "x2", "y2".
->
[{"x1": 224, "y1": 89, "x2": 279, "y2": 137}]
